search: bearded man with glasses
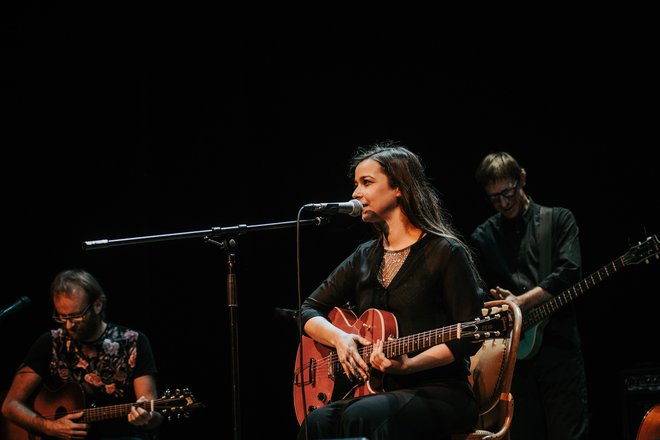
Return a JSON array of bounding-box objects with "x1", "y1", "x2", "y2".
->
[
  {"x1": 469, "y1": 152, "x2": 589, "y2": 440},
  {"x1": 1, "y1": 269, "x2": 163, "y2": 439}
]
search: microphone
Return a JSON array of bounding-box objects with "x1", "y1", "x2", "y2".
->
[
  {"x1": 0, "y1": 296, "x2": 32, "y2": 321},
  {"x1": 303, "y1": 199, "x2": 363, "y2": 217}
]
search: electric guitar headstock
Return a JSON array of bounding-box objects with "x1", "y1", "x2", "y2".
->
[
  {"x1": 623, "y1": 235, "x2": 660, "y2": 266},
  {"x1": 461, "y1": 305, "x2": 511, "y2": 341}
]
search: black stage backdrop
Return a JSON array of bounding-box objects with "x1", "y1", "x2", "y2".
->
[{"x1": 2, "y1": 5, "x2": 658, "y2": 440}]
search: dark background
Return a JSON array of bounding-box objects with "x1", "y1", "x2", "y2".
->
[{"x1": 2, "y1": 4, "x2": 658, "y2": 439}]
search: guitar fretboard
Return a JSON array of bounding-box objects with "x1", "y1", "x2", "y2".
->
[
  {"x1": 379, "y1": 312, "x2": 507, "y2": 360},
  {"x1": 381, "y1": 324, "x2": 460, "y2": 358},
  {"x1": 523, "y1": 256, "x2": 625, "y2": 331},
  {"x1": 329, "y1": 324, "x2": 461, "y2": 373},
  {"x1": 81, "y1": 400, "x2": 152, "y2": 422}
]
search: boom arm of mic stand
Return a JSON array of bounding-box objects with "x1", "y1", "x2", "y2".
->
[
  {"x1": 81, "y1": 216, "x2": 328, "y2": 440},
  {"x1": 82, "y1": 217, "x2": 329, "y2": 250}
]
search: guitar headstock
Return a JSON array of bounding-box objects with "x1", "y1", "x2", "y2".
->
[
  {"x1": 623, "y1": 235, "x2": 660, "y2": 266},
  {"x1": 461, "y1": 305, "x2": 510, "y2": 341},
  {"x1": 154, "y1": 388, "x2": 205, "y2": 420}
]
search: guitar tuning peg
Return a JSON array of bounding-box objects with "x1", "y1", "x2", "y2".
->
[
  {"x1": 481, "y1": 308, "x2": 488, "y2": 316},
  {"x1": 501, "y1": 304, "x2": 509, "y2": 311}
]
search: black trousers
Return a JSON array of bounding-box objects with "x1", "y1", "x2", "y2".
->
[
  {"x1": 511, "y1": 343, "x2": 590, "y2": 440},
  {"x1": 297, "y1": 382, "x2": 478, "y2": 440}
]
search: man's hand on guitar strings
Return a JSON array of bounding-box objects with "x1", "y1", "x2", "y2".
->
[
  {"x1": 45, "y1": 410, "x2": 88, "y2": 439},
  {"x1": 128, "y1": 396, "x2": 154, "y2": 427}
]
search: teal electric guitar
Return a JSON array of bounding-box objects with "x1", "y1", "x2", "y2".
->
[{"x1": 518, "y1": 234, "x2": 659, "y2": 360}]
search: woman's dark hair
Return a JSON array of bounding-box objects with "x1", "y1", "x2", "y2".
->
[
  {"x1": 348, "y1": 140, "x2": 460, "y2": 240},
  {"x1": 348, "y1": 141, "x2": 483, "y2": 284}
]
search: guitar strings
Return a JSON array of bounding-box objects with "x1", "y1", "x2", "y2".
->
[
  {"x1": 35, "y1": 400, "x2": 152, "y2": 420},
  {"x1": 295, "y1": 310, "x2": 508, "y2": 380},
  {"x1": 295, "y1": 323, "x2": 463, "y2": 379},
  {"x1": 34, "y1": 396, "x2": 193, "y2": 420}
]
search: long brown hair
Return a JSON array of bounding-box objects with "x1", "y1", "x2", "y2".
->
[{"x1": 348, "y1": 140, "x2": 482, "y2": 284}]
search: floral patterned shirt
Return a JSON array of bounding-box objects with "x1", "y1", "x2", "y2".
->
[{"x1": 23, "y1": 322, "x2": 157, "y2": 438}]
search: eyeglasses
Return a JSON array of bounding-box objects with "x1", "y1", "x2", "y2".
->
[
  {"x1": 52, "y1": 303, "x2": 92, "y2": 324},
  {"x1": 485, "y1": 180, "x2": 520, "y2": 204}
]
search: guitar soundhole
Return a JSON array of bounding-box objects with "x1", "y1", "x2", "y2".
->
[{"x1": 54, "y1": 405, "x2": 68, "y2": 419}]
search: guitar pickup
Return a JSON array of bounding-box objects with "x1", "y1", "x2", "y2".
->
[{"x1": 294, "y1": 358, "x2": 317, "y2": 386}]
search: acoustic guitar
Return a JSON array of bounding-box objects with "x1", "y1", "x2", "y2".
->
[{"x1": 0, "y1": 382, "x2": 203, "y2": 440}]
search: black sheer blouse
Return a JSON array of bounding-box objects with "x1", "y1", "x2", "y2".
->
[{"x1": 300, "y1": 234, "x2": 485, "y2": 387}]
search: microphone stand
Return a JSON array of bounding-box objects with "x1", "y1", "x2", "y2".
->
[{"x1": 83, "y1": 217, "x2": 328, "y2": 440}]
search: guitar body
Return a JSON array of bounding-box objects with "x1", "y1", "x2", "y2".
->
[
  {"x1": 0, "y1": 417, "x2": 39, "y2": 440},
  {"x1": 517, "y1": 320, "x2": 547, "y2": 361},
  {"x1": 34, "y1": 382, "x2": 86, "y2": 421},
  {"x1": 636, "y1": 404, "x2": 660, "y2": 440},
  {"x1": 293, "y1": 307, "x2": 398, "y2": 425},
  {"x1": 0, "y1": 382, "x2": 85, "y2": 440}
]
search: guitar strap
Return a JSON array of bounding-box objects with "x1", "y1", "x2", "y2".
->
[{"x1": 538, "y1": 206, "x2": 553, "y2": 279}]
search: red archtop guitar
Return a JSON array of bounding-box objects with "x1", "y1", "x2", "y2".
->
[{"x1": 292, "y1": 304, "x2": 511, "y2": 425}]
